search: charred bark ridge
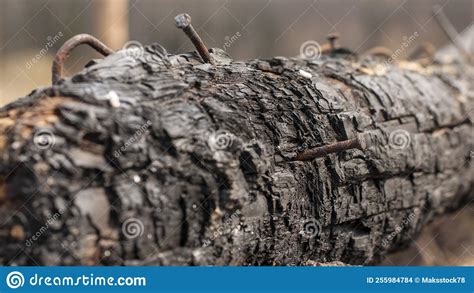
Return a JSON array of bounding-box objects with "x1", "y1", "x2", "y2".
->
[{"x1": 0, "y1": 24, "x2": 473, "y2": 266}]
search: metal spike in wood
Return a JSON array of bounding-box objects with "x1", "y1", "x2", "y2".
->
[
  {"x1": 294, "y1": 133, "x2": 371, "y2": 161},
  {"x1": 175, "y1": 13, "x2": 214, "y2": 64}
]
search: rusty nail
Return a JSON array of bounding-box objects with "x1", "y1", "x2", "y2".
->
[
  {"x1": 432, "y1": 5, "x2": 472, "y2": 63},
  {"x1": 327, "y1": 32, "x2": 340, "y2": 52},
  {"x1": 52, "y1": 34, "x2": 114, "y2": 84},
  {"x1": 293, "y1": 133, "x2": 370, "y2": 161},
  {"x1": 175, "y1": 13, "x2": 214, "y2": 64}
]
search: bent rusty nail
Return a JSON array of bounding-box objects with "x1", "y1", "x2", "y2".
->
[
  {"x1": 175, "y1": 13, "x2": 214, "y2": 64},
  {"x1": 52, "y1": 34, "x2": 114, "y2": 84},
  {"x1": 293, "y1": 133, "x2": 370, "y2": 161},
  {"x1": 432, "y1": 5, "x2": 472, "y2": 63}
]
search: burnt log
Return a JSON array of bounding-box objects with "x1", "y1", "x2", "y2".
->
[{"x1": 0, "y1": 35, "x2": 473, "y2": 266}]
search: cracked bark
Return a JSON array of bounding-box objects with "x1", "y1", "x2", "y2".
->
[{"x1": 0, "y1": 37, "x2": 472, "y2": 266}]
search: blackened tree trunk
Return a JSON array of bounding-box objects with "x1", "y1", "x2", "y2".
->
[{"x1": 0, "y1": 38, "x2": 472, "y2": 266}]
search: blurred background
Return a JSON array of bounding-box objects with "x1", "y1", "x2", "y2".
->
[{"x1": 0, "y1": 0, "x2": 472, "y2": 265}]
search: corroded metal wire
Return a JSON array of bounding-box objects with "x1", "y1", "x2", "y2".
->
[{"x1": 52, "y1": 34, "x2": 114, "y2": 84}]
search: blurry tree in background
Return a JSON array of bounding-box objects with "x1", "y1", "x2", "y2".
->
[
  {"x1": 0, "y1": 0, "x2": 472, "y2": 101},
  {"x1": 95, "y1": 0, "x2": 129, "y2": 49}
]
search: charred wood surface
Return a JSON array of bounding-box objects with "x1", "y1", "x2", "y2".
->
[{"x1": 0, "y1": 40, "x2": 473, "y2": 265}]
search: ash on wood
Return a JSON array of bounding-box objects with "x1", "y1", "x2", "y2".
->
[{"x1": 0, "y1": 23, "x2": 473, "y2": 266}]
